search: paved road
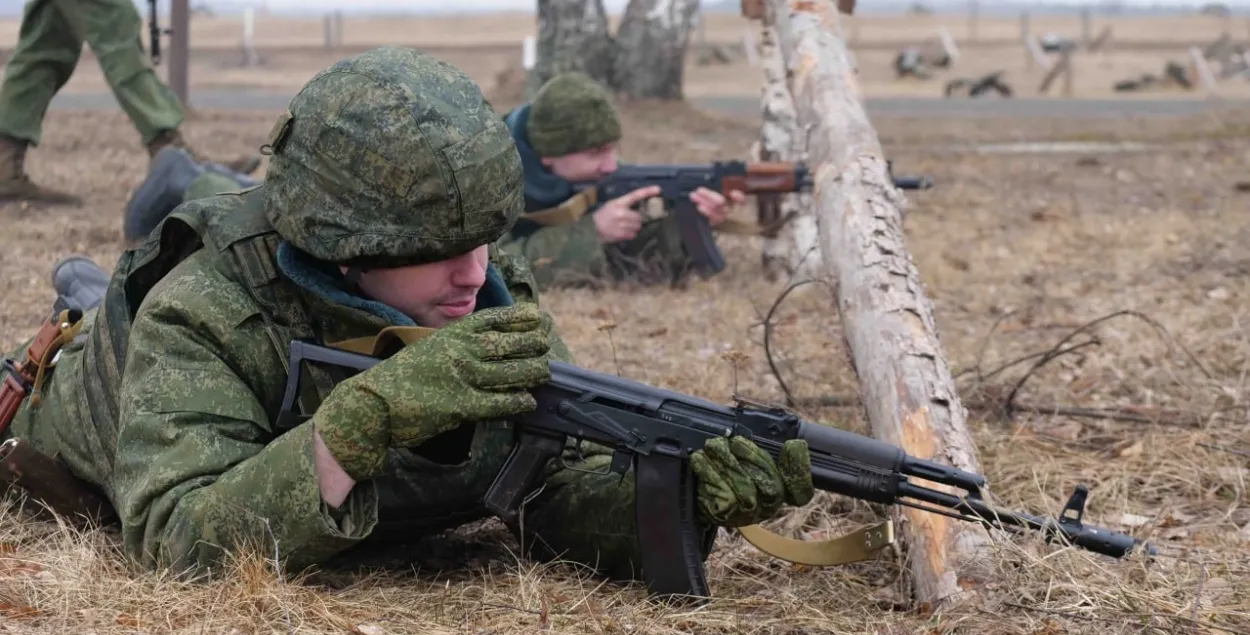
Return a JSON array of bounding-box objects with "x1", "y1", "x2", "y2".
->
[{"x1": 47, "y1": 89, "x2": 1250, "y2": 120}]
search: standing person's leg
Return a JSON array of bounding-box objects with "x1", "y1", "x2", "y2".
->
[
  {"x1": 67, "y1": 0, "x2": 261, "y2": 173},
  {"x1": 0, "y1": 0, "x2": 87, "y2": 204}
]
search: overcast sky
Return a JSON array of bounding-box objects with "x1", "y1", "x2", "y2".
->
[
  {"x1": 0, "y1": 0, "x2": 1244, "y2": 18},
  {"x1": 248, "y1": 0, "x2": 1243, "y2": 8}
]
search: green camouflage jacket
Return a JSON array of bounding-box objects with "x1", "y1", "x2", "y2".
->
[
  {"x1": 496, "y1": 105, "x2": 691, "y2": 288},
  {"x1": 8, "y1": 187, "x2": 687, "y2": 580}
]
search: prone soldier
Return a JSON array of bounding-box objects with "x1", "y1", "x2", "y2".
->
[
  {"x1": 0, "y1": 47, "x2": 813, "y2": 582},
  {"x1": 495, "y1": 73, "x2": 747, "y2": 289}
]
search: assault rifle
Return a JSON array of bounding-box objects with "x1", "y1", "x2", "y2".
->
[
  {"x1": 576, "y1": 160, "x2": 932, "y2": 279},
  {"x1": 279, "y1": 340, "x2": 1155, "y2": 602},
  {"x1": 147, "y1": 0, "x2": 168, "y2": 65}
]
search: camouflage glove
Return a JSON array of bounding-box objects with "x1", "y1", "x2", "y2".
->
[
  {"x1": 690, "y1": 436, "x2": 815, "y2": 527},
  {"x1": 314, "y1": 303, "x2": 553, "y2": 481}
]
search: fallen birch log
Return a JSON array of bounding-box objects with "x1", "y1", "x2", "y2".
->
[{"x1": 764, "y1": 0, "x2": 993, "y2": 607}]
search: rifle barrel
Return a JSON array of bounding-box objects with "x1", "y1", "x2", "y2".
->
[{"x1": 896, "y1": 481, "x2": 1155, "y2": 558}]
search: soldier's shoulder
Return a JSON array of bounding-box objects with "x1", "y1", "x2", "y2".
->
[
  {"x1": 168, "y1": 184, "x2": 262, "y2": 228},
  {"x1": 138, "y1": 247, "x2": 266, "y2": 333}
]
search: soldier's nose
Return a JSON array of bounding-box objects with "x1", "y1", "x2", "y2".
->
[{"x1": 451, "y1": 252, "x2": 487, "y2": 287}]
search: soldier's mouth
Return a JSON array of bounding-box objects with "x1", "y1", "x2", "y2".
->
[{"x1": 438, "y1": 297, "x2": 476, "y2": 317}]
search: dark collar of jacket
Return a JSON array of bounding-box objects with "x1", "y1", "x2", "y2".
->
[
  {"x1": 504, "y1": 104, "x2": 578, "y2": 213},
  {"x1": 274, "y1": 242, "x2": 514, "y2": 329}
]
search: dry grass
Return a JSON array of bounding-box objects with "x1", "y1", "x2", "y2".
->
[{"x1": 0, "y1": 99, "x2": 1249, "y2": 633}]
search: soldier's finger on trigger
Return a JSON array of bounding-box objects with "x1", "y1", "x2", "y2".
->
[{"x1": 630, "y1": 185, "x2": 660, "y2": 204}]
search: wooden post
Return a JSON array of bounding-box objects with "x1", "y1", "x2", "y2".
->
[
  {"x1": 1080, "y1": 8, "x2": 1091, "y2": 49},
  {"x1": 324, "y1": 11, "x2": 344, "y2": 49},
  {"x1": 169, "y1": 0, "x2": 190, "y2": 107},
  {"x1": 1020, "y1": 11, "x2": 1031, "y2": 69},
  {"x1": 938, "y1": 26, "x2": 960, "y2": 64},
  {"x1": 967, "y1": 0, "x2": 978, "y2": 43},
  {"x1": 241, "y1": 7, "x2": 259, "y2": 68},
  {"x1": 1038, "y1": 48, "x2": 1071, "y2": 94},
  {"x1": 1088, "y1": 25, "x2": 1112, "y2": 54},
  {"x1": 1025, "y1": 34, "x2": 1051, "y2": 70},
  {"x1": 766, "y1": 0, "x2": 992, "y2": 607},
  {"x1": 1189, "y1": 45, "x2": 1221, "y2": 97},
  {"x1": 522, "y1": 35, "x2": 537, "y2": 70}
]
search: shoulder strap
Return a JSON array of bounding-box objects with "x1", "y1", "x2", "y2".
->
[
  {"x1": 204, "y1": 190, "x2": 320, "y2": 370},
  {"x1": 520, "y1": 188, "x2": 599, "y2": 227}
]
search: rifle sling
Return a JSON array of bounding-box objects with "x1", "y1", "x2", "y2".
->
[
  {"x1": 327, "y1": 326, "x2": 436, "y2": 357},
  {"x1": 714, "y1": 212, "x2": 796, "y2": 236},
  {"x1": 325, "y1": 329, "x2": 896, "y2": 569},
  {"x1": 521, "y1": 189, "x2": 599, "y2": 227},
  {"x1": 738, "y1": 520, "x2": 896, "y2": 566}
]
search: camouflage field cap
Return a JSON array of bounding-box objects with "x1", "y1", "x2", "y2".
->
[
  {"x1": 527, "y1": 73, "x2": 623, "y2": 158},
  {"x1": 261, "y1": 46, "x2": 525, "y2": 268}
]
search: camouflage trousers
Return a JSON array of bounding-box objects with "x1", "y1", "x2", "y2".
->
[
  {"x1": 0, "y1": 0, "x2": 184, "y2": 147},
  {"x1": 501, "y1": 208, "x2": 696, "y2": 290}
]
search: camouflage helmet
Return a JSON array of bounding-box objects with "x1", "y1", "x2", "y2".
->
[{"x1": 260, "y1": 46, "x2": 524, "y2": 268}]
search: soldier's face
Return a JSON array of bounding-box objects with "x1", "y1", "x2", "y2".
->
[
  {"x1": 349, "y1": 245, "x2": 490, "y2": 327},
  {"x1": 542, "y1": 142, "x2": 619, "y2": 182}
]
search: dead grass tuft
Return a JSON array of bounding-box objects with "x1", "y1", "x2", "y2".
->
[{"x1": 0, "y1": 104, "x2": 1248, "y2": 633}]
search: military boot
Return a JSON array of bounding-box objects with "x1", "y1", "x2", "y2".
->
[
  {"x1": 124, "y1": 145, "x2": 260, "y2": 243},
  {"x1": 51, "y1": 254, "x2": 110, "y2": 315},
  {"x1": 146, "y1": 129, "x2": 262, "y2": 177},
  {"x1": 0, "y1": 135, "x2": 83, "y2": 206},
  {"x1": 124, "y1": 145, "x2": 206, "y2": 243}
]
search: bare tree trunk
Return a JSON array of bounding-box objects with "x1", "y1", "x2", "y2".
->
[
  {"x1": 527, "y1": 0, "x2": 616, "y2": 99},
  {"x1": 529, "y1": 0, "x2": 698, "y2": 100},
  {"x1": 612, "y1": 0, "x2": 700, "y2": 99},
  {"x1": 753, "y1": 21, "x2": 819, "y2": 282},
  {"x1": 764, "y1": 0, "x2": 993, "y2": 608}
]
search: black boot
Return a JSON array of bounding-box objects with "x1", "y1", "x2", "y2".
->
[
  {"x1": 124, "y1": 145, "x2": 206, "y2": 243},
  {"x1": 51, "y1": 255, "x2": 110, "y2": 315},
  {"x1": 125, "y1": 146, "x2": 261, "y2": 244}
]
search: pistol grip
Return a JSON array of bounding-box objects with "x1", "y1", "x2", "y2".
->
[
  {"x1": 672, "y1": 198, "x2": 726, "y2": 278},
  {"x1": 484, "y1": 431, "x2": 566, "y2": 523},
  {"x1": 635, "y1": 453, "x2": 713, "y2": 603}
]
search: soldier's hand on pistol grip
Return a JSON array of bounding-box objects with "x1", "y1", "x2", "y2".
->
[
  {"x1": 313, "y1": 303, "x2": 553, "y2": 480},
  {"x1": 690, "y1": 436, "x2": 815, "y2": 527}
]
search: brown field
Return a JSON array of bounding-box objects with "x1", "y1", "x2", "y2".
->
[
  {"x1": 2, "y1": 11, "x2": 1249, "y2": 100},
  {"x1": 0, "y1": 10, "x2": 1249, "y2": 634}
]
